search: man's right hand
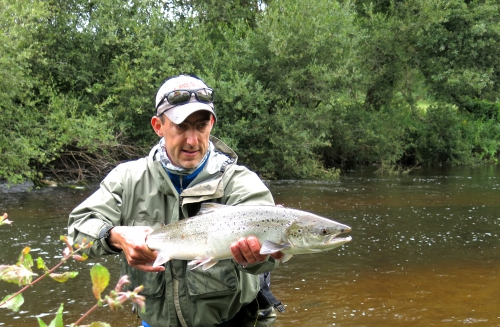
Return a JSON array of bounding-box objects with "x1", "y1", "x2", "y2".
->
[{"x1": 108, "y1": 226, "x2": 165, "y2": 272}]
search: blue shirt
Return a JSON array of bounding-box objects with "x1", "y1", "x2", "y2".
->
[{"x1": 165, "y1": 159, "x2": 208, "y2": 194}]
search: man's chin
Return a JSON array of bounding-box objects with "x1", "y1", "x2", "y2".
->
[{"x1": 179, "y1": 160, "x2": 201, "y2": 169}]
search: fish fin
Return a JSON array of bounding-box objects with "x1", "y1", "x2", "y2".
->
[
  {"x1": 187, "y1": 258, "x2": 207, "y2": 268},
  {"x1": 153, "y1": 252, "x2": 171, "y2": 267},
  {"x1": 197, "y1": 203, "x2": 228, "y2": 216},
  {"x1": 281, "y1": 254, "x2": 293, "y2": 263},
  {"x1": 202, "y1": 260, "x2": 219, "y2": 270},
  {"x1": 260, "y1": 240, "x2": 291, "y2": 254},
  {"x1": 188, "y1": 257, "x2": 218, "y2": 270}
]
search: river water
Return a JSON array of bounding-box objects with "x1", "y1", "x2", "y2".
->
[{"x1": 1, "y1": 167, "x2": 499, "y2": 327}]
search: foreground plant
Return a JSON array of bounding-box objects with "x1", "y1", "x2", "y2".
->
[
  {"x1": 0, "y1": 236, "x2": 90, "y2": 311},
  {"x1": 0, "y1": 213, "x2": 13, "y2": 226},
  {"x1": 1, "y1": 214, "x2": 145, "y2": 326},
  {"x1": 36, "y1": 265, "x2": 145, "y2": 327}
]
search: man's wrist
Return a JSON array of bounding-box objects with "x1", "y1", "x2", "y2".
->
[{"x1": 98, "y1": 225, "x2": 121, "y2": 253}]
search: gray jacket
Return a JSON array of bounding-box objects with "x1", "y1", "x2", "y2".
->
[{"x1": 68, "y1": 136, "x2": 277, "y2": 327}]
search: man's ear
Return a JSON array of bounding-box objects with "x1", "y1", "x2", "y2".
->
[{"x1": 151, "y1": 116, "x2": 163, "y2": 137}]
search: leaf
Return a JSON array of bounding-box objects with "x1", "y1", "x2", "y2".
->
[
  {"x1": 0, "y1": 293, "x2": 24, "y2": 312},
  {"x1": 50, "y1": 303, "x2": 65, "y2": 327},
  {"x1": 75, "y1": 322, "x2": 112, "y2": 327},
  {"x1": 90, "y1": 322, "x2": 112, "y2": 327},
  {"x1": 72, "y1": 253, "x2": 89, "y2": 262},
  {"x1": 0, "y1": 264, "x2": 37, "y2": 285},
  {"x1": 37, "y1": 257, "x2": 48, "y2": 271},
  {"x1": 49, "y1": 271, "x2": 79, "y2": 283},
  {"x1": 38, "y1": 303, "x2": 64, "y2": 327},
  {"x1": 0, "y1": 213, "x2": 13, "y2": 226},
  {"x1": 18, "y1": 247, "x2": 34, "y2": 270},
  {"x1": 90, "y1": 264, "x2": 109, "y2": 301},
  {"x1": 21, "y1": 253, "x2": 34, "y2": 269}
]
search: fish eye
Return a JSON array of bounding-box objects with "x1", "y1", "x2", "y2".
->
[{"x1": 321, "y1": 229, "x2": 328, "y2": 235}]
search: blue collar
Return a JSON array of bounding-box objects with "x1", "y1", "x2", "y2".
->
[{"x1": 165, "y1": 159, "x2": 208, "y2": 194}]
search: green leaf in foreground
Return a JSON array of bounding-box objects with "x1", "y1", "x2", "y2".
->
[
  {"x1": 88, "y1": 322, "x2": 112, "y2": 327},
  {"x1": 0, "y1": 264, "x2": 37, "y2": 285},
  {"x1": 0, "y1": 293, "x2": 24, "y2": 312},
  {"x1": 18, "y1": 247, "x2": 34, "y2": 270},
  {"x1": 37, "y1": 303, "x2": 64, "y2": 327},
  {"x1": 0, "y1": 213, "x2": 13, "y2": 226},
  {"x1": 90, "y1": 263, "x2": 109, "y2": 301},
  {"x1": 49, "y1": 271, "x2": 79, "y2": 283},
  {"x1": 37, "y1": 257, "x2": 49, "y2": 271}
]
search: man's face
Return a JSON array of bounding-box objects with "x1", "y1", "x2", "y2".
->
[{"x1": 152, "y1": 111, "x2": 214, "y2": 169}]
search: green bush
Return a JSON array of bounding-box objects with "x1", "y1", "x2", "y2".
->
[
  {"x1": 319, "y1": 100, "x2": 414, "y2": 170},
  {"x1": 1, "y1": 0, "x2": 499, "y2": 183},
  {"x1": 412, "y1": 105, "x2": 469, "y2": 165}
]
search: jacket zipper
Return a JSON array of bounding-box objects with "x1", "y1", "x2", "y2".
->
[
  {"x1": 175, "y1": 176, "x2": 189, "y2": 327},
  {"x1": 179, "y1": 176, "x2": 184, "y2": 193}
]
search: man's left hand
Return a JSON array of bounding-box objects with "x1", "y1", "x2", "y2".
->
[{"x1": 230, "y1": 236, "x2": 284, "y2": 266}]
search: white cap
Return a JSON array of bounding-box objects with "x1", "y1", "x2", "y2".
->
[{"x1": 155, "y1": 75, "x2": 216, "y2": 124}]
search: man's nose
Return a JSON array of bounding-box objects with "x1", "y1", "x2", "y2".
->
[{"x1": 185, "y1": 128, "x2": 198, "y2": 146}]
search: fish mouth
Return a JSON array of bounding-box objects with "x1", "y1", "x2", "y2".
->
[{"x1": 324, "y1": 235, "x2": 352, "y2": 245}]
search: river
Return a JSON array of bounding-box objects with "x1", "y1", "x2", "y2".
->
[{"x1": 1, "y1": 166, "x2": 499, "y2": 327}]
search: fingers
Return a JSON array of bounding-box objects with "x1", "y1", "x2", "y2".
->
[
  {"x1": 110, "y1": 226, "x2": 163, "y2": 272},
  {"x1": 134, "y1": 263, "x2": 165, "y2": 273},
  {"x1": 270, "y1": 251, "x2": 285, "y2": 261},
  {"x1": 231, "y1": 236, "x2": 269, "y2": 265}
]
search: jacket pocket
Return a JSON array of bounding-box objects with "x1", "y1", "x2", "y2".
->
[
  {"x1": 186, "y1": 259, "x2": 239, "y2": 298},
  {"x1": 121, "y1": 259, "x2": 165, "y2": 298}
]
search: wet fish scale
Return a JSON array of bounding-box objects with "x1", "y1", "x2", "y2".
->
[{"x1": 146, "y1": 203, "x2": 351, "y2": 270}]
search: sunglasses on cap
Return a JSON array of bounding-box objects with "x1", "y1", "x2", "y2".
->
[{"x1": 156, "y1": 88, "x2": 214, "y2": 110}]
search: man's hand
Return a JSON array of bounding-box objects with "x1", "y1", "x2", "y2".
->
[
  {"x1": 108, "y1": 226, "x2": 165, "y2": 272},
  {"x1": 230, "y1": 236, "x2": 284, "y2": 266}
]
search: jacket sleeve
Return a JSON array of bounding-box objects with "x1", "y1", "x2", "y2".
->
[
  {"x1": 67, "y1": 167, "x2": 124, "y2": 256},
  {"x1": 221, "y1": 165, "x2": 280, "y2": 274}
]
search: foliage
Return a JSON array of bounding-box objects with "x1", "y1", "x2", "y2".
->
[
  {"x1": 0, "y1": 238, "x2": 88, "y2": 312},
  {"x1": 1, "y1": 0, "x2": 499, "y2": 183},
  {"x1": 0, "y1": 216, "x2": 144, "y2": 326},
  {"x1": 318, "y1": 99, "x2": 414, "y2": 169},
  {"x1": 209, "y1": 0, "x2": 361, "y2": 178},
  {"x1": 0, "y1": 213, "x2": 13, "y2": 226},
  {"x1": 36, "y1": 270, "x2": 145, "y2": 327},
  {"x1": 412, "y1": 104, "x2": 500, "y2": 165},
  {"x1": 413, "y1": 104, "x2": 474, "y2": 165}
]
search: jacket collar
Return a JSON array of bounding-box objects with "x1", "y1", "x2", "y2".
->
[{"x1": 148, "y1": 136, "x2": 237, "y2": 200}]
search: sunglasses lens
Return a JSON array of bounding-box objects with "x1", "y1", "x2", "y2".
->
[
  {"x1": 167, "y1": 90, "x2": 191, "y2": 105},
  {"x1": 196, "y1": 89, "x2": 213, "y2": 102},
  {"x1": 163, "y1": 88, "x2": 213, "y2": 107}
]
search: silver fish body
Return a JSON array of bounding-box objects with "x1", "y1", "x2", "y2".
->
[{"x1": 146, "y1": 203, "x2": 352, "y2": 270}]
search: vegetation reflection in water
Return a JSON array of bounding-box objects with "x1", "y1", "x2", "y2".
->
[{"x1": 0, "y1": 167, "x2": 499, "y2": 327}]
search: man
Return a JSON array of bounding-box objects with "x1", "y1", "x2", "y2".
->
[{"x1": 68, "y1": 75, "x2": 282, "y2": 327}]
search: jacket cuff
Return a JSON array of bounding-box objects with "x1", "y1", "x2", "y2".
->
[{"x1": 98, "y1": 225, "x2": 122, "y2": 254}]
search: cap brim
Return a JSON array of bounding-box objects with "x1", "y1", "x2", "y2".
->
[{"x1": 163, "y1": 102, "x2": 216, "y2": 124}]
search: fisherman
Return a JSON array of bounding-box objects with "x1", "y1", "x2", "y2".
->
[{"x1": 68, "y1": 75, "x2": 284, "y2": 327}]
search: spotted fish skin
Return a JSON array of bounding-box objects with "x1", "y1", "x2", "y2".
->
[{"x1": 146, "y1": 203, "x2": 352, "y2": 270}]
